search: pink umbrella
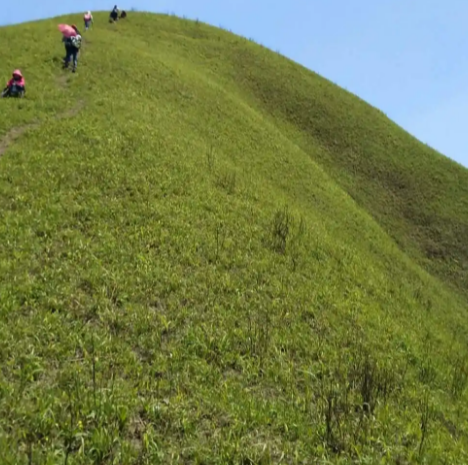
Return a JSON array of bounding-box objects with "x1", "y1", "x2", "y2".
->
[{"x1": 58, "y1": 24, "x2": 77, "y2": 38}]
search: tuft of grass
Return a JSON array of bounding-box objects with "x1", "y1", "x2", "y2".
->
[
  {"x1": 270, "y1": 205, "x2": 292, "y2": 254},
  {"x1": 0, "y1": 10, "x2": 468, "y2": 463},
  {"x1": 215, "y1": 168, "x2": 237, "y2": 194}
]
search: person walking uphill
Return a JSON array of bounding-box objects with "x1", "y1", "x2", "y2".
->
[
  {"x1": 1, "y1": 70, "x2": 25, "y2": 98},
  {"x1": 109, "y1": 5, "x2": 119, "y2": 22},
  {"x1": 63, "y1": 25, "x2": 82, "y2": 73},
  {"x1": 83, "y1": 11, "x2": 93, "y2": 30}
]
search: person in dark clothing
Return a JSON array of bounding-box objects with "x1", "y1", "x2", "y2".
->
[
  {"x1": 1, "y1": 70, "x2": 25, "y2": 98},
  {"x1": 110, "y1": 5, "x2": 119, "y2": 22}
]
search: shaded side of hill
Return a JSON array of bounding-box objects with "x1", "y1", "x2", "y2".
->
[
  {"x1": 149, "y1": 17, "x2": 468, "y2": 298},
  {"x1": 232, "y1": 45, "x2": 468, "y2": 299}
]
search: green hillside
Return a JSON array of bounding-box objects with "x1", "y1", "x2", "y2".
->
[{"x1": 1, "y1": 11, "x2": 468, "y2": 464}]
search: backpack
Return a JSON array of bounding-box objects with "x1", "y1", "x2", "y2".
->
[{"x1": 70, "y1": 35, "x2": 82, "y2": 49}]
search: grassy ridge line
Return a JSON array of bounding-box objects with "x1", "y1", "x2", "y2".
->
[
  {"x1": 131, "y1": 11, "x2": 468, "y2": 299},
  {"x1": 1, "y1": 12, "x2": 468, "y2": 463},
  {"x1": 135, "y1": 13, "x2": 468, "y2": 302},
  {"x1": 181, "y1": 23, "x2": 468, "y2": 299}
]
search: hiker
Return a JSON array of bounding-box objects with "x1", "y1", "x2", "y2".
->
[
  {"x1": 1, "y1": 70, "x2": 25, "y2": 98},
  {"x1": 83, "y1": 11, "x2": 93, "y2": 30},
  {"x1": 63, "y1": 25, "x2": 82, "y2": 73},
  {"x1": 109, "y1": 5, "x2": 119, "y2": 22}
]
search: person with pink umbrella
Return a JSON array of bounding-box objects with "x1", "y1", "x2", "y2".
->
[
  {"x1": 59, "y1": 24, "x2": 76, "y2": 61},
  {"x1": 58, "y1": 24, "x2": 82, "y2": 73}
]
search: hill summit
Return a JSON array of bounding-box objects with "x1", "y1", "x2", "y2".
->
[{"x1": 1, "y1": 11, "x2": 468, "y2": 463}]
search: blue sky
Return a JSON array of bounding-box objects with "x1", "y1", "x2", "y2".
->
[{"x1": 3, "y1": 0, "x2": 468, "y2": 168}]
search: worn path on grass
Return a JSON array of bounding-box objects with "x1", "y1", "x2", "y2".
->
[
  {"x1": 1, "y1": 36, "x2": 90, "y2": 157},
  {"x1": 0, "y1": 70, "x2": 85, "y2": 156},
  {"x1": 0, "y1": 94, "x2": 85, "y2": 157}
]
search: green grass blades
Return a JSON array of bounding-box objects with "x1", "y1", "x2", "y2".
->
[{"x1": 0, "y1": 11, "x2": 468, "y2": 464}]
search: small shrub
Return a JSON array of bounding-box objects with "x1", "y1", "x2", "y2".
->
[
  {"x1": 215, "y1": 169, "x2": 236, "y2": 194},
  {"x1": 289, "y1": 214, "x2": 306, "y2": 270},
  {"x1": 206, "y1": 145, "x2": 215, "y2": 172},
  {"x1": 270, "y1": 206, "x2": 292, "y2": 254},
  {"x1": 450, "y1": 356, "x2": 468, "y2": 400},
  {"x1": 418, "y1": 390, "x2": 433, "y2": 460},
  {"x1": 214, "y1": 220, "x2": 226, "y2": 262},
  {"x1": 418, "y1": 331, "x2": 437, "y2": 386}
]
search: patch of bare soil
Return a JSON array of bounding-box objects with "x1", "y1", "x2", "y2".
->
[{"x1": 0, "y1": 100, "x2": 86, "y2": 157}]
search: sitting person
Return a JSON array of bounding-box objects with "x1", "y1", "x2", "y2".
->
[{"x1": 1, "y1": 70, "x2": 25, "y2": 98}]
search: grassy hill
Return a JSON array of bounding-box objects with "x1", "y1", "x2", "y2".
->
[{"x1": 1, "y1": 11, "x2": 468, "y2": 464}]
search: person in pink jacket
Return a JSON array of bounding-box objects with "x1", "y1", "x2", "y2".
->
[
  {"x1": 1, "y1": 69, "x2": 25, "y2": 98},
  {"x1": 83, "y1": 11, "x2": 93, "y2": 31}
]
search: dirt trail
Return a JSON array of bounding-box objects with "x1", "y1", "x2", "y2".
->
[
  {"x1": 0, "y1": 123, "x2": 41, "y2": 157},
  {"x1": 0, "y1": 99, "x2": 86, "y2": 157},
  {"x1": 62, "y1": 99, "x2": 85, "y2": 117},
  {"x1": 56, "y1": 74, "x2": 68, "y2": 88},
  {"x1": 1, "y1": 37, "x2": 90, "y2": 157}
]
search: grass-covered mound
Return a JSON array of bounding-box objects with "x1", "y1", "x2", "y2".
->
[{"x1": 1, "y1": 12, "x2": 467, "y2": 463}]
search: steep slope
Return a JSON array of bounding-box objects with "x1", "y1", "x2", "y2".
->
[
  {"x1": 226, "y1": 51, "x2": 468, "y2": 301},
  {"x1": 0, "y1": 12, "x2": 468, "y2": 464},
  {"x1": 151, "y1": 18, "x2": 468, "y2": 300}
]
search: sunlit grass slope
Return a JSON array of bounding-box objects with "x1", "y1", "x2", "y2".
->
[{"x1": 0, "y1": 11, "x2": 467, "y2": 464}]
